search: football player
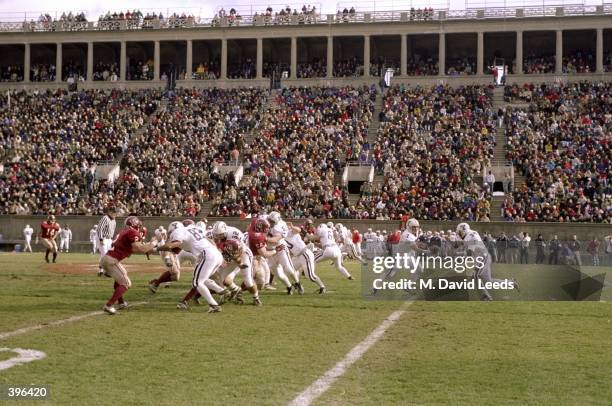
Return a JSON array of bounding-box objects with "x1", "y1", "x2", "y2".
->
[
  {"x1": 266, "y1": 211, "x2": 303, "y2": 295},
  {"x1": 217, "y1": 239, "x2": 262, "y2": 306},
  {"x1": 310, "y1": 223, "x2": 353, "y2": 280},
  {"x1": 287, "y1": 223, "x2": 326, "y2": 293},
  {"x1": 37, "y1": 214, "x2": 60, "y2": 263}
]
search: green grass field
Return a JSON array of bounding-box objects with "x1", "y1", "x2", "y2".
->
[{"x1": 0, "y1": 253, "x2": 611, "y2": 405}]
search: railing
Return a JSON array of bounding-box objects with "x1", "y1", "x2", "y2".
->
[{"x1": 0, "y1": 3, "x2": 609, "y2": 33}]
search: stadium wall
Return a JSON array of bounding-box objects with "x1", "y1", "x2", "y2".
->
[{"x1": 0, "y1": 216, "x2": 609, "y2": 251}]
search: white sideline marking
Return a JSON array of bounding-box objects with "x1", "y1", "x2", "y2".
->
[
  {"x1": 0, "y1": 301, "x2": 148, "y2": 341},
  {"x1": 0, "y1": 348, "x2": 47, "y2": 370},
  {"x1": 289, "y1": 301, "x2": 413, "y2": 406}
]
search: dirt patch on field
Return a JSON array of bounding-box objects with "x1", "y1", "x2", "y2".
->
[{"x1": 45, "y1": 263, "x2": 166, "y2": 275}]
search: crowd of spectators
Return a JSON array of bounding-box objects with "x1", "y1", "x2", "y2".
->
[
  {"x1": 211, "y1": 8, "x2": 241, "y2": 27},
  {"x1": 193, "y1": 62, "x2": 220, "y2": 80},
  {"x1": 227, "y1": 59, "x2": 256, "y2": 79},
  {"x1": 93, "y1": 62, "x2": 119, "y2": 81},
  {"x1": 563, "y1": 51, "x2": 595, "y2": 74},
  {"x1": 504, "y1": 81, "x2": 611, "y2": 223},
  {"x1": 263, "y1": 62, "x2": 290, "y2": 78},
  {"x1": 0, "y1": 65, "x2": 24, "y2": 82},
  {"x1": 523, "y1": 54, "x2": 555, "y2": 74},
  {"x1": 127, "y1": 59, "x2": 154, "y2": 80},
  {"x1": 0, "y1": 89, "x2": 160, "y2": 215},
  {"x1": 446, "y1": 57, "x2": 476, "y2": 75},
  {"x1": 409, "y1": 7, "x2": 435, "y2": 21},
  {"x1": 297, "y1": 60, "x2": 326, "y2": 78},
  {"x1": 30, "y1": 64, "x2": 56, "y2": 82},
  {"x1": 370, "y1": 57, "x2": 400, "y2": 76},
  {"x1": 335, "y1": 7, "x2": 357, "y2": 23},
  {"x1": 406, "y1": 57, "x2": 438, "y2": 76},
  {"x1": 255, "y1": 5, "x2": 318, "y2": 25},
  {"x1": 62, "y1": 60, "x2": 84, "y2": 81},
  {"x1": 333, "y1": 58, "x2": 363, "y2": 77},
  {"x1": 355, "y1": 84, "x2": 495, "y2": 221},
  {"x1": 112, "y1": 88, "x2": 266, "y2": 216},
  {"x1": 210, "y1": 86, "x2": 376, "y2": 218}
]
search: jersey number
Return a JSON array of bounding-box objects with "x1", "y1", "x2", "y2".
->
[{"x1": 188, "y1": 228, "x2": 205, "y2": 241}]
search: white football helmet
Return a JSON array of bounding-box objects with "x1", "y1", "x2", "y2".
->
[
  {"x1": 212, "y1": 221, "x2": 227, "y2": 239},
  {"x1": 407, "y1": 218, "x2": 420, "y2": 234},
  {"x1": 326, "y1": 221, "x2": 334, "y2": 229},
  {"x1": 456, "y1": 223, "x2": 471, "y2": 238},
  {"x1": 167, "y1": 221, "x2": 184, "y2": 237},
  {"x1": 268, "y1": 211, "x2": 281, "y2": 225},
  {"x1": 195, "y1": 221, "x2": 207, "y2": 230},
  {"x1": 335, "y1": 223, "x2": 343, "y2": 231}
]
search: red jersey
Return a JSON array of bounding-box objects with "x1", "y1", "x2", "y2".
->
[
  {"x1": 140, "y1": 226, "x2": 148, "y2": 241},
  {"x1": 108, "y1": 228, "x2": 141, "y2": 261},
  {"x1": 248, "y1": 231, "x2": 267, "y2": 255},
  {"x1": 352, "y1": 230, "x2": 361, "y2": 244},
  {"x1": 40, "y1": 222, "x2": 60, "y2": 239}
]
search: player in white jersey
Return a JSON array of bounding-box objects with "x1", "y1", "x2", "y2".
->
[
  {"x1": 310, "y1": 223, "x2": 353, "y2": 280},
  {"x1": 59, "y1": 226, "x2": 72, "y2": 252},
  {"x1": 336, "y1": 223, "x2": 367, "y2": 264},
  {"x1": 266, "y1": 211, "x2": 303, "y2": 295},
  {"x1": 157, "y1": 222, "x2": 227, "y2": 312},
  {"x1": 23, "y1": 224, "x2": 33, "y2": 253},
  {"x1": 211, "y1": 221, "x2": 245, "y2": 243},
  {"x1": 286, "y1": 223, "x2": 326, "y2": 293},
  {"x1": 216, "y1": 239, "x2": 262, "y2": 306},
  {"x1": 456, "y1": 223, "x2": 519, "y2": 301},
  {"x1": 89, "y1": 225, "x2": 98, "y2": 254}
]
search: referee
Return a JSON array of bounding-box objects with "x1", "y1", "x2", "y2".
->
[{"x1": 97, "y1": 205, "x2": 117, "y2": 276}]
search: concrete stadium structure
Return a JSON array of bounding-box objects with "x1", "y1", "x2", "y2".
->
[{"x1": 0, "y1": 4, "x2": 610, "y2": 90}]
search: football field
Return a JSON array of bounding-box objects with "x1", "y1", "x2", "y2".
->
[{"x1": 1, "y1": 253, "x2": 611, "y2": 405}]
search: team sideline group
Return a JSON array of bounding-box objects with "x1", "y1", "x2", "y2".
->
[{"x1": 33, "y1": 206, "x2": 511, "y2": 314}]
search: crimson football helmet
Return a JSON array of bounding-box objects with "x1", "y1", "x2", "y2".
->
[
  {"x1": 220, "y1": 239, "x2": 241, "y2": 262},
  {"x1": 125, "y1": 216, "x2": 141, "y2": 230},
  {"x1": 253, "y1": 218, "x2": 270, "y2": 233},
  {"x1": 182, "y1": 219, "x2": 195, "y2": 227}
]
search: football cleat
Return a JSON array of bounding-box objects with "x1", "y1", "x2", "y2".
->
[
  {"x1": 103, "y1": 305, "x2": 117, "y2": 315},
  {"x1": 286, "y1": 285, "x2": 293, "y2": 295},
  {"x1": 218, "y1": 289, "x2": 230, "y2": 305},
  {"x1": 116, "y1": 302, "x2": 129, "y2": 310},
  {"x1": 97, "y1": 269, "x2": 104, "y2": 277},
  {"x1": 348, "y1": 276, "x2": 354, "y2": 281},
  {"x1": 253, "y1": 297, "x2": 262, "y2": 306},
  {"x1": 207, "y1": 305, "x2": 221, "y2": 313},
  {"x1": 263, "y1": 284, "x2": 276, "y2": 291},
  {"x1": 318, "y1": 287, "x2": 327, "y2": 294},
  {"x1": 148, "y1": 280, "x2": 158, "y2": 293},
  {"x1": 295, "y1": 282, "x2": 305, "y2": 295},
  {"x1": 234, "y1": 292, "x2": 245, "y2": 305},
  {"x1": 176, "y1": 301, "x2": 189, "y2": 310}
]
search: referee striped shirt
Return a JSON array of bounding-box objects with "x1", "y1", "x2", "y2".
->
[{"x1": 96, "y1": 215, "x2": 116, "y2": 241}]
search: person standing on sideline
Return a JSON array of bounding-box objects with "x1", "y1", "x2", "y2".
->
[
  {"x1": 548, "y1": 235, "x2": 560, "y2": 265},
  {"x1": 59, "y1": 225, "x2": 72, "y2": 253},
  {"x1": 587, "y1": 239, "x2": 600, "y2": 266},
  {"x1": 569, "y1": 235, "x2": 582, "y2": 267},
  {"x1": 534, "y1": 234, "x2": 546, "y2": 264},
  {"x1": 519, "y1": 232, "x2": 530, "y2": 264},
  {"x1": 97, "y1": 206, "x2": 117, "y2": 276},
  {"x1": 23, "y1": 224, "x2": 34, "y2": 253},
  {"x1": 89, "y1": 225, "x2": 98, "y2": 254}
]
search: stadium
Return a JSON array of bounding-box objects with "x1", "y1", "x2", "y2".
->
[{"x1": 0, "y1": 0, "x2": 610, "y2": 404}]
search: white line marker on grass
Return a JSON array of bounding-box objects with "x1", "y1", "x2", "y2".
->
[
  {"x1": 0, "y1": 301, "x2": 148, "y2": 341},
  {"x1": 289, "y1": 301, "x2": 413, "y2": 406},
  {"x1": 0, "y1": 348, "x2": 47, "y2": 371}
]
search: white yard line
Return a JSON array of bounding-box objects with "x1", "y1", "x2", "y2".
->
[
  {"x1": 0, "y1": 301, "x2": 148, "y2": 341},
  {"x1": 289, "y1": 301, "x2": 413, "y2": 406}
]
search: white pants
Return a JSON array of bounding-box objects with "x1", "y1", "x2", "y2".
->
[
  {"x1": 91, "y1": 239, "x2": 98, "y2": 254},
  {"x1": 24, "y1": 237, "x2": 32, "y2": 252},
  {"x1": 192, "y1": 250, "x2": 224, "y2": 306},
  {"x1": 342, "y1": 240, "x2": 364, "y2": 261},
  {"x1": 267, "y1": 246, "x2": 299, "y2": 287},
  {"x1": 314, "y1": 245, "x2": 351, "y2": 278},
  {"x1": 99, "y1": 239, "x2": 112, "y2": 257},
  {"x1": 292, "y1": 249, "x2": 325, "y2": 288},
  {"x1": 217, "y1": 250, "x2": 255, "y2": 288},
  {"x1": 60, "y1": 238, "x2": 70, "y2": 251},
  {"x1": 178, "y1": 250, "x2": 197, "y2": 265},
  {"x1": 474, "y1": 254, "x2": 509, "y2": 300}
]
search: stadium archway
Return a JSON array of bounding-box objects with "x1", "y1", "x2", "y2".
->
[
  {"x1": 30, "y1": 43, "x2": 57, "y2": 82},
  {"x1": 606, "y1": 29, "x2": 612, "y2": 72},
  {"x1": 0, "y1": 45, "x2": 24, "y2": 82},
  {"x1": 297, "y1": 37, "x2": 327, "y2": 78},
  {"x1": 160, "y1": 41, "x2": 187, "y2": 81},
  {"x1": 93, "y1": 42, "x2": 120, "y2": 81},
  {"x1": 445, "y1": 33, "x2": 477, "y2": 75},
  {"x1": 61, "y1": 43, "x2": 87, "y2": 81},
  {"x1": 227, "y1": 39, "x2": 256, "y2": 79},
  {"x1": 126, "y1": 41, "x2": 154, "y2": 80},
  {"x1": 523, "y1": 31, "x2": 556, "y2": 74},
  {"x1": 406, "y1": 34, "x2": 439, "y2": 76},
  {"x1": 484, "y1": 32, "x2": 516, "y2": 74},
  {"x1": 263, "y1": 38, "x2": 290, "y2": 78},
  {"x1": 192, "y1": 40, "x2": 221, "y2": 79},
  {"x1": 333, "y1": 36, "x2": 364, "y2": 77},
  {"x1": 563, "y1": 29, "x2": 596, "y2": 73},
  {"x1": 370, "y1": 35, "x2": 400, "y2": 77}
]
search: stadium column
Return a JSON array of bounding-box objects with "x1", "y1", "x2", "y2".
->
[
  {"x1": 290, "y1": 37, "x2": 297, "y2": 79},
  {"x1": 256, "y1": 38, "x2": 263, "y2": 79},
  {"x1": 120, "y1": 41, "x2": 126, "y2": 81},
  {"x1": 23, "y1": 43, "x2": 30, "y2": 83},
  {"x1": 555, "y1": 29, "x2": 563, "y2": 74},
  {"x1": 327, "y1": 36, "x2": 333, "y2": 78},
  {"x1": 186, "y1": 40, "x2": 193, "y2": 80},
  {"x1": 400, "y1": 34, "x2": 407, "y2": 76},
  {"x1": 438, "y1": 33, "x2": 445, "y2": 76},
  {"x1": 154, "y1": 41, "x2": 160, "y2": 81},
  {"x1": 363, "y1": 35, "x2": 370, "y2": 77},
  {"x1": 596, "y1": 28, "x2": 603, "y2": 73},
  {"x1": 56, "y1": 43, "x2": 62, "y2": 83},
  {"x1": 221, "y1": 39, "x2": 227, "y2": 79},
  {"x1": 516, "y1": 31, "x2": 523, "y2": 74},
  {"x1": 477, "y1": 31, "x2": 484, "y2": 75},
  {"x1": 87, "y1": 42, "x2": 93, "y2": 82}
]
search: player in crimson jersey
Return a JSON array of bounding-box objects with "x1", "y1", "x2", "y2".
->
[
  {"x1": 36, "y1": 214, "x2": 60, "y2": 263},
  {"x1": 99, "y1": 216, "x2": 159, "y2": 315},
  {"x1": 248, "y1": 218, "x2": 283, "y2": 290}
]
